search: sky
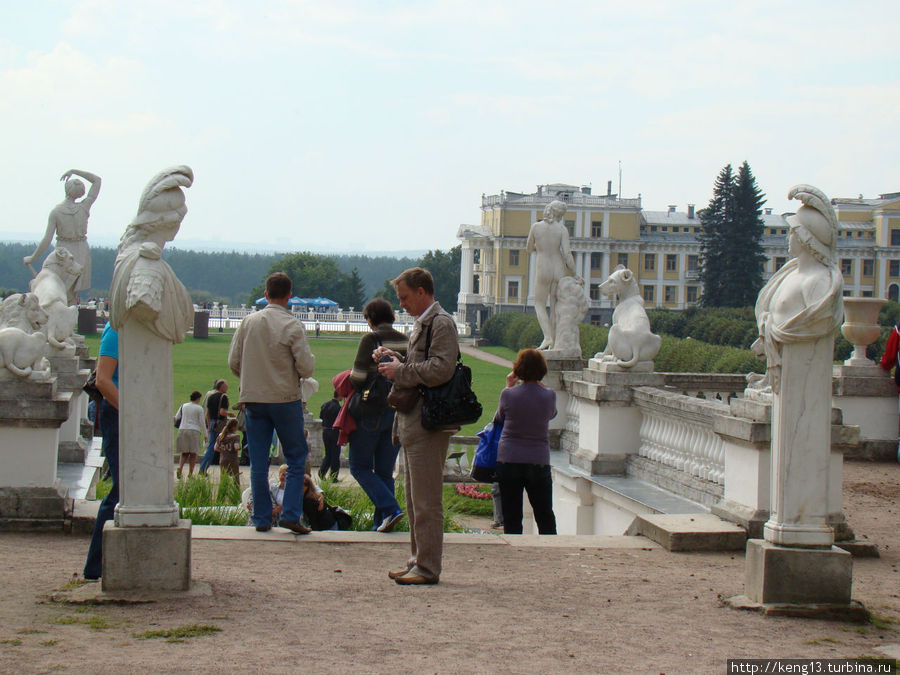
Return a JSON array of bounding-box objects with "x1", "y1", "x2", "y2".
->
[{"x1": 1, "y1": 1, "x2": 898, "y2": 254}]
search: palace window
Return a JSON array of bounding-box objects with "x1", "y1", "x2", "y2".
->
[
  {"x1": 686, "y1": 286, "x2": 698, "y2": 303},
  {"x1": 472, "y1": 276, "x2": 479, "y2": 294},
  {"x1": 509, "y1": 249, "x2": 519, "y2": 266},
  {"x1": 862, "y1": 290, "x2": 874, "y2": 297},
  {"x1": 589, "y1": 284, "x2": 600, "y2": 300},
  {"x1": 863, "y1": 259, "x2": 874, "y2": 276},
  {"x1": 565, "y1": 220, "x2": 575, "y2": 237},
  {"x1": 617, "y1": 253, "x2": 629, "y2": 268},
  {"x1": 642, "y1": 285, "x2": 655, "y2": 303},
  {"x1": 664, "y1": 286, "x2": 677, "y2": 303},
  {"x1": 591, "y1": 221, "x2": 602, "y2": 237},
  {"x1": 473, "y1": 249, "x2": 481, "y2": 264},
  {"x1": 892, "y1": 230, "x2": 900, "y2": 246},
  {"x1": 841, "y1": 259, "x2": 853, "y2": 276},
  {"x1": 665, "y1": 254, "x2": 677, "y2": 272},
  {"x1": 774, "y1": 257, "x2": 787, "y2": 270},
  {"x1": 507, "y1": 280, "x2": 519, "y2": 300},
  {"x1": 890, "y1": 260, "x2": 900, "y2": 277},
  {"x1": 591, "y1": 252, "x2": 603, "y2": 269},
  {"x1": 644, "y1": 254, "x2": 656, "y2": 272},
  {"x1": 687, "y1": 255, "x2": 698, "y2": 272}
]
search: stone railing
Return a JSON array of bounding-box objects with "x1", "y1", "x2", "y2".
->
[{"x1": 659, "y1": 373, "x2": 748, "y2": 403}]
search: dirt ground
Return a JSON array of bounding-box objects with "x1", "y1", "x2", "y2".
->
[{"x1": 0, "y1": 459, "x2": 898, "y2": 675}]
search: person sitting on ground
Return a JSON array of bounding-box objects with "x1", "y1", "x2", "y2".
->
[{"x1": 175, "y1": 390, "x2": 207, "y2": 478}]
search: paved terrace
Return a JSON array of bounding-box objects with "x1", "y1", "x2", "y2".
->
[{"x1": 1, "y1": 459, "x2": 898, "y2": 674}]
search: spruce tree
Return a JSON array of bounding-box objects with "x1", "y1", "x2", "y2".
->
[{"x1": 698, "y1": 162, "x2": 767, "y2": 307}]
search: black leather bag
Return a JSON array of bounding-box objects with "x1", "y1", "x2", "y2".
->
[
  {"x1": 347, "y1": 334, "x2": 393, "y2": 419},
  {"x1": 83, "y1": 370, "x2": 103, "y2": 403},
  {"x1": 419, "y1": 322, "x2": 482, "y2": 430}
]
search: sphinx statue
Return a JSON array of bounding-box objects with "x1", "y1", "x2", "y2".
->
[
  {"x1": 109, "y1": 166, "x2": 194, "y2": 342},
  {"x1": 29, "y1": 247, "x2": 82, "y2": 350}
]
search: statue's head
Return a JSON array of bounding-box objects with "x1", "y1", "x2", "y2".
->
[
  {"x1": 543, "y1": 200, "x2": 567, "y2": 222},
  {"x1": 43, "y1": 246, "x2": 83, "y2": 278},
  {"x1": 64, "y1": 179, "x2": 85, "y2": 199},
  {"x1": 785, "y1": 185, "x2": 839, "y2": 266},
  {"x1": 119, "y1": 166, "x2": 193, "y2": 250}
]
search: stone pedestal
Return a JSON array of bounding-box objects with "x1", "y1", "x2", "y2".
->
[
  {"x1": 542, "y1": 354, "x2": 586, "y2": 436},
  {"x1": 833, "y1": 363, "x2": 898, "y2": 461},
  {"x1": 744, "y1": 539, "x2": 852, "y2": 605},
  {"x1": 567, "y1": 360, "x2": 664, "y2": 474},
  {"x1": 193, "y1": 310, "x2": 209, "y2": 339},
  {"x1": 0, "y1": 376, "x2": 73, "y2": 530},
  {"x1": 77, "y1": 306, "x2": 97, "y2": 335},
  {"x1": 102, "y1": 519, "x2": 192, "y2": 592},
  {"x1": 764, "y1": 338, "x2": 834, "y2": 547},
  {"x1": 115, "y1": 320, "x2": 178, "y2": 527}
]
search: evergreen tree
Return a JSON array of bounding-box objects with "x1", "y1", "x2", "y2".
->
[
  {"x1": 698, "y1": 162, "x2": 767, "y2": 307},
  {"x1": 698, "y1": 164, "x2": 735, "y2": 307},
  {"x1": 729, "y1": 161, "x2": 767, "y2": 306},
  {"x1": 342, "y1": 267, "x2": 366, "y2": 310}
]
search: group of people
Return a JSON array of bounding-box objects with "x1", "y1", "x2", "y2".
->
[{"x1": 84, "y1": 265, "x2": 560, "y2": 586}]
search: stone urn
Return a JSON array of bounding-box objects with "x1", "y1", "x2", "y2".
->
[{"x1": 841, "y1": 297, "x2": 886, "y2": 366}]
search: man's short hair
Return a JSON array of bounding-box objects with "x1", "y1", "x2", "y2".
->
[
  {"x1": 363, "y1": 297, "x2": 395, "y2": 326},
  {"x1": 214, "y1": 379, "x2": 227, "y2": 390},
  {"x1": 513, "y1": 348, "x2": 548, "y2": 382},
  {"x1": 392, "y1": 267, "x2": 434, "y2": 296},
  {"x1": 266, "y1": 272, "x2": 292, "y2": 300}
]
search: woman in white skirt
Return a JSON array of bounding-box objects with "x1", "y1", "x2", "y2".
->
[{"x1": 175, "y1": 390, "x2": 207, "y2": 478}]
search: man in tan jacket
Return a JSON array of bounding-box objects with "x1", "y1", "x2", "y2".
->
[
  {"x1": 229, "y1": 272, "x2": 315, "y2": 534},
  {"x1": 377, "y1": 267, "x2": 458, "y2": 584}
]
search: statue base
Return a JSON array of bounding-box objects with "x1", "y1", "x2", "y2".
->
[
  {"x1": 102, "y1": 519, "x2": 192, "y2": 592},
  {"x1": 587, "y1": 358, "x2": 654, "y2": 373},
  {"x1": 742, "y1": 539, "x2": 853, "y2": 606}
]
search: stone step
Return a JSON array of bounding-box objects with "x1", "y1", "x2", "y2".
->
[{"x1": 628, "y1": 513, "x2": 747, "y2": 552}]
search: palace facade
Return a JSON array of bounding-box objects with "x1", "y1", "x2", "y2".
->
[{"x1": 456, "y1": 183, "x2": 900, "y2": 329}]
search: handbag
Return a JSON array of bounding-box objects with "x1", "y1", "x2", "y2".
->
[
  {"x1": 471, "y1": 421, "x2": 502, "y2": 482},
  {"x1": 419, "y1": 323, "x2": 482, "y2": 431},
  {"x1": 83, "y1": 370, "x2": 103, "y2": 403},
  {"x1": 174, "y1": 403, "x2": 183, "y2": 429},
  {"x1": 387, "y1": 386, "x2": 420, "y2": 413},
  {"x1": 347, "y1": 335, "x2": 392, "y2": 418}
]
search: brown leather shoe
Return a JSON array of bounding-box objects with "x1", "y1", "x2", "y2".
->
[
  {"x1": 394, "y1": 572, "x2": 438, "y2": 585},
  {"x1": 279, "y1": 520, "x2": 311, "y2": 535},
  {"x1": 387, "y1": 565, "x2": 413, "y2": 580}
]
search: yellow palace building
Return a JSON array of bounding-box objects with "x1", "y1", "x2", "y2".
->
[{"x1": 456, "y1": 183, "x2": 900, "y2": 330}]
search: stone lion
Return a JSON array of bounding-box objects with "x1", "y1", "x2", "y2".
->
[
  {"x1": 0, "y1": 327, "x2": 50, "y2": 378},
  {"x1": 29, "y1": 247, "x2": 82, "y2": 349},
  {"x1": 594, "y1": 265, "x2": 661, "y2": 368},
  {"x1": 0, "y1": 293, "x2": 48, "y2": 333}
]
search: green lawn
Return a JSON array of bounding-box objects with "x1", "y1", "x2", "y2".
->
[
  {"x1": 83, "y1": 331, "x2": 506, "y2": 436},
  {"x1": 476, "y1": 345, "x2": 518, "y2": 363}
]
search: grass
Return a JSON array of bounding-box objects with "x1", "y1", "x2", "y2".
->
[
  {"x1": 476, "y1": 344, "x2": 518, "y2": 363},
  {"x1": 82, "y1": 333, "x2": 509, "y2": 436},
  {"x1": 53, "y1": 616, "x2": 112, "y2": 630},
  {"x1": 134, "y1": 624, "x2": 221, "y2": 643}
]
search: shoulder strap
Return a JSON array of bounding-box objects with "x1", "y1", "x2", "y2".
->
[{"x1": 423, "y1": 317, "x2": 461, "y2": 362}]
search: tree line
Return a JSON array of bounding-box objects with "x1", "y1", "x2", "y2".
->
[{"x1": 0, "y1": 242, "x2": 461, "y2": 311}]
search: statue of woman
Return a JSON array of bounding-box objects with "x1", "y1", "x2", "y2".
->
[
  {"x1": 752, "y1": 185, "x2": 843, "y2": 393},
  {"x1": 108, "y1": 166, "x2": 194, "y2": 343},
  {"x1": 24, "y1": 169, "x2": 101, "y2": 297}
]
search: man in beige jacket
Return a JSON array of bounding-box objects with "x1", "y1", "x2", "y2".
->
[
  {"x1": 377, "y1": 267, "x2": 458, "y2": 584},
  {"x1": 229, "y1": 272, "x2": 315, "y2": 534}
]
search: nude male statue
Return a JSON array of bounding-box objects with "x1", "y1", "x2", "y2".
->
[
  {"x1": 526, "y1": 199, "x2": 576, "y2": 350},
  {"x1": 24, "y1": 169, "x2": 101, "y2": 297}
]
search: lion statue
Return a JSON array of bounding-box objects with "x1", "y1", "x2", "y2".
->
[
  {"x1": 0, "y1": 327, "x2": 50, "y2": 379},
  {"x1": 29, "y1": 247, "x2": 82, "y2": 349},
  {"x1": 0, "y1": 293, "x2": 48, "y2": 333},
  {"x1": 594, "y1": 265, "x2": 661, "y2": 368}
]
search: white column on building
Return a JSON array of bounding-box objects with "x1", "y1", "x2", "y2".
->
[
  {"x1": 459, "y1": 243, "x2": 474, "y2": 294},
  {"x1": 853, "y1": 253, "x2": 861, "y2": 295},
  {"x1": 878, "y1": 254, "x2": 887, "y2": 298}
]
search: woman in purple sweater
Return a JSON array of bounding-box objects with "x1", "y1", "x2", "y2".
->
[{"x1": 494, "y1": 348, "x2": 557, "y2": 534}]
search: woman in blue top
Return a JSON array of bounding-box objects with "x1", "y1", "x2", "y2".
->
[
  {"x1": 493, "y1": 348, "x2": 557, "y2": 535},
  {"x1": 83, "y1": 322, "x2": 119, "y2": 580}
]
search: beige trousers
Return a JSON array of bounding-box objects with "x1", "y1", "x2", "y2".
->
[{"x1": 397, "y1": 402, "x2": 451, "y2": 580}]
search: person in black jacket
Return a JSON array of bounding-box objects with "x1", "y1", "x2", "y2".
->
[{"x1": 319, "y1": 390, "x2": 343, "y2": 481}]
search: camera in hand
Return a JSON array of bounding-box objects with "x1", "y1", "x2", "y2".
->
[{"x1": 378, "y1": 354, "x2": 393, "y2": 364}]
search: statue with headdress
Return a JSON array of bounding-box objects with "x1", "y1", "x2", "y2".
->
[
  {"x1": 109, "y1": 166, "x2": 195, "y2": 343},
  {"x1": 749, "y1": 185, "x2": 843, "y2": 394}
]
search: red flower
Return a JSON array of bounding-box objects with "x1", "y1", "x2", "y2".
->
[{"x1": 455, "y1": 483, "x2": 491, "y2": 499}]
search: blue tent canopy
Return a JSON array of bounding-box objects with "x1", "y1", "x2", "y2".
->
[
  {"x1": 308, "y1": 297, "x2": 338, "y2": 307},
  {"x1": 287, "y1": 296, "x2": 306, "y2": 306},
  {"x1": 254, "y1": 297, "x2": 267, "y2": 306}
]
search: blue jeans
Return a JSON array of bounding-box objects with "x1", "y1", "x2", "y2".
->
[
  {"x1": 84, "y1": 400, "x2": 119, "y2": 579},
  {"x1": 245, "y1": 400, "x2": 308, "y2": 528},
  {"x1": 199, "y1": 420, "x2": 219, "y2": 473},
  {"x1": 348, "y1": 408, "x2": 400, "y2": 527}
]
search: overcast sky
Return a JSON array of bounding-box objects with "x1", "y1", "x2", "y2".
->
[{"x1": 1, "y1": 1, "x2": 898, "y2": 254}]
